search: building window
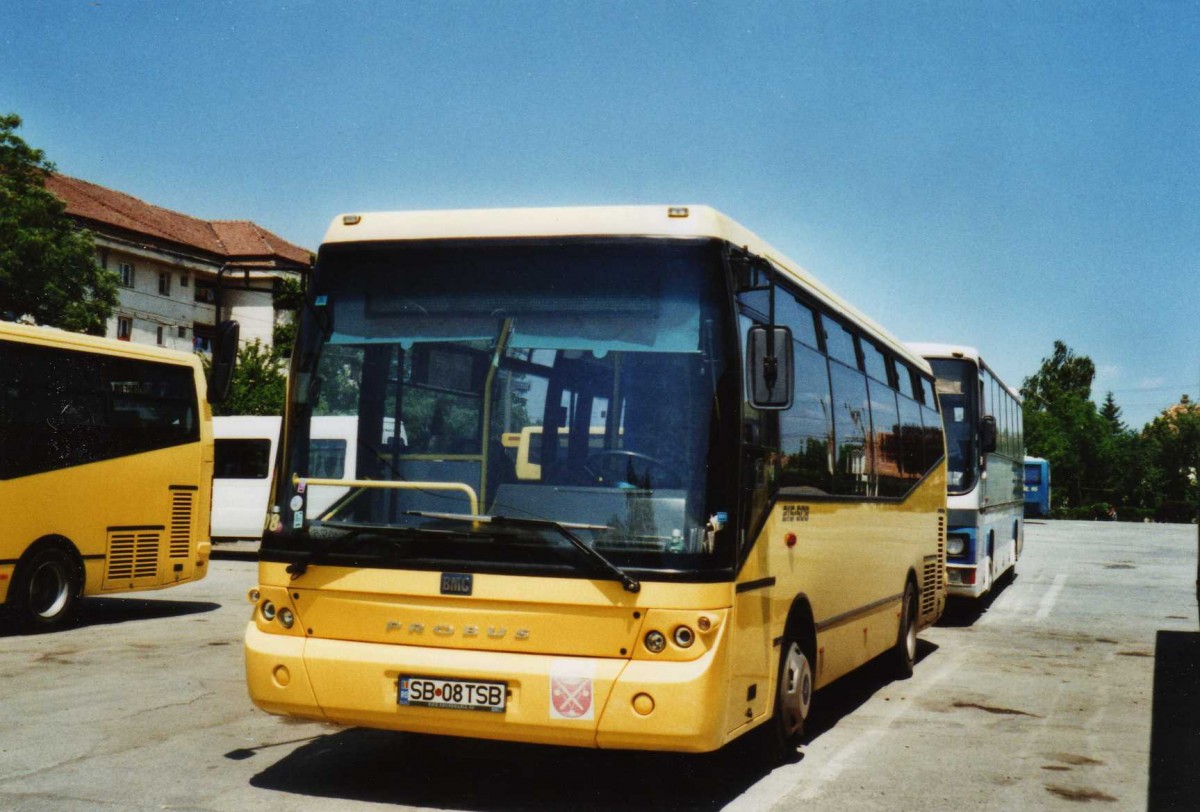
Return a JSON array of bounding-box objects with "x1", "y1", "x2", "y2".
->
[
  {"x1": 156, "y1": 326, "x2": 165, "y2": 346},
  {"x1": 178, "y1": 326, "x2": 187, "y2": 338},
  {"x1": 119, "y1": 263, "x2": 134, "y2": 288},
  {"x1": 117, "y1": 316, "x2": 132, "y2": 341},
  {"x1": 158, "y1": 272, "x2": 171, "y2": 296},
  {"x1": 194, "y1": 280, "x2": 217, "y2": 304},
  {"x1": 180, "y1": 274, "x2": 190, "y2": 288},
  {"x1": 193, "y1": 324, "x2": 214, "y2": 353}
]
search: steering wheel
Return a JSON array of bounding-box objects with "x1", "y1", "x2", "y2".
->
[{"x1": 582, "y1": 450, "x2": 684, "y2": 489}]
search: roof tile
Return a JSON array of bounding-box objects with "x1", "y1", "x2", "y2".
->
[{"x1": 45, "y1": 174, "x2": 310, "y2": 267}]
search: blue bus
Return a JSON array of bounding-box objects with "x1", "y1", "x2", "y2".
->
[{"x1": 1023, "y1": 456, "x2": 1051, "y2": 518}]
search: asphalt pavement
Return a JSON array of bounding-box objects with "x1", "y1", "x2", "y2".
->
[{"x1": 1, "y1": 521, "x2": 1196, "y2": 811}]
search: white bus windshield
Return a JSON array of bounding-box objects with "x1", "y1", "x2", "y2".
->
[
  {"x1": 929, "y1": 357, "x2": 978, "y2": 494},
  {"x1": 274, "y1": 238, "x2": 738, "y2": 578}
]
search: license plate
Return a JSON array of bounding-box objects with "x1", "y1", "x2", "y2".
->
[{"x1": 398, "y1": 676, "x2": 506, "y2": 713}]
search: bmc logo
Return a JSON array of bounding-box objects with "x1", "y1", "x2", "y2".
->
[{"x1": 441, "y1": 573, "x2": 473, "y2": 595}]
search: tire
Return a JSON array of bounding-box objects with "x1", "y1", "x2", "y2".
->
[
  {"x1": 765, "y1": 634, "x2": 813, "y2": 761},
  {"x1": 892, "y1": 581, "x2": 918, "y2": 680},
  {"x1": 10, "y1": 545, "x2": 81, "y2": 633}
]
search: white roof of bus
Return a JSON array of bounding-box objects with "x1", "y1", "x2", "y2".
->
[
  {"x1": 907, "y1": 342, "x2": 1022, "y2": 401},
  {"x1": 321, "y1": 205, "x2": 931, "y2": 373}
]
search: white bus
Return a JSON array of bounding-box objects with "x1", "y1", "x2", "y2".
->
[
  {"x1": 213, "y1": 415, "x2": 372, "y2": 541},
  {"x1": 909, "y1": 344, "x2": 1023, "y2": 598}
]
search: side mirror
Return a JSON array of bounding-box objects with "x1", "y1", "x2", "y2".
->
[
  {"x1": 746, "y1": 324, "x2": 793, "y2": 410},
  {"x1": 980, "y1": 414, "x2": 998, "y2": 454},
  {"x1": 207, "y1": 320, "x2": 240, "y2": 405}
]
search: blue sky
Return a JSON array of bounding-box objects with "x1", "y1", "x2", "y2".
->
[{"x1": 3, "y1": 1, "x2": 1197, "y2": 429}]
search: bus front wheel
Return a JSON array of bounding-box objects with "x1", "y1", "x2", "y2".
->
[
  {"x1": 10, "y1": 545, "x2": 81, "y2": 633},
  {"x1": 766, "y1": 635, "x2": 813, "y2": 761}
]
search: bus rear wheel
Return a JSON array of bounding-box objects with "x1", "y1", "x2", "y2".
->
[
  {"x1": 11, "y1": 546, "x2": 81, "y2": 633},
  {"x1": 891, "y1": 581, "x2": 918, "y2": 679}
]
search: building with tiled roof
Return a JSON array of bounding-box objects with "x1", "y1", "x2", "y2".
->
[{"x1": 46, "y1": 174, "x2": 311, "y2": 353}]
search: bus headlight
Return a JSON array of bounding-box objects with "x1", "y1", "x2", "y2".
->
[
  {"x1": 672, "y1": 626, "x2": 695, "y2": 648},
  {"x1": 947, "y1": 537, "x2": 966, "y2": 556},
  {"x1": 278, "y1": 608, "x2": 295, "y2": 629},
  {"x1": 644, "y1": 630, "x2": 667, "y2": 654},
  {"x1": 261, "y1": 600, "x2": 277, "y2": 622}
]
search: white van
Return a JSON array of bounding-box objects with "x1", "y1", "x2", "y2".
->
[{"x1": 212, "y1": 415, "x2": 363, "y2": 541}]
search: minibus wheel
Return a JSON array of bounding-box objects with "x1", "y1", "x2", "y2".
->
[
  {"x1": 892, "y1": 581, "x2": 918, "y2": 679},
  {"x1": 766, "y1": 635, "x2": 812, "y2": 761},
  {"x1": 11, "y1": 545, "x2": 81, "y2": 633}
]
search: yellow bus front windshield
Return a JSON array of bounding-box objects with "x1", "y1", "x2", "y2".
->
[{"x1": 272, "y1": 238, "x2": 740, "y2": 580}]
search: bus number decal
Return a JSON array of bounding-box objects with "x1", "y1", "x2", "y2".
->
[{"x1": 782, "y1": 505, "x2": 810, "y2": 523}]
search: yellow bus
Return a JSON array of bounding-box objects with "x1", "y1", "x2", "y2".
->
[
  {"x1": 1, "y1": 319, "x2": 238, "y2": 631},
  {"x1": 245, "y1": 206, "x2": 946, "y2": 756}
]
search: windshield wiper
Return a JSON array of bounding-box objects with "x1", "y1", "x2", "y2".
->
[
  {"x1": 405, "y1": 511, "x2": 641, "y2": 593},
  {"x1": 285, "y1": 523, "x2": 474, "y2": 577}
]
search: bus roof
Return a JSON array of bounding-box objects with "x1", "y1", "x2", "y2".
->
[
  {"x1": 0, "y1": 319, "x2": 202, "y2": 368},
  {"x1": 908, "y1": 342, "x2": 1022, "y2": 401},
  {"x1": 320, "y1": 204, "x2": 932, "y2": 374}
]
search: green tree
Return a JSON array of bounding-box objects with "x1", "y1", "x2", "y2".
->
[
  {"x1": 1140, "y1": 396, "x2": 1200, "y2": 521},
  {"x1": 1021, "y1": 341, "x2": 1108, "y2": 512},
  {"x1": 210, "y1": 340, "x2": 287, "y2": 416},
  {"x1": 271, "y1": 275, "x2": 303, "y2": 359},
  {"x1": 0, "y1": 113, "x2": 118, "y2": 334}
]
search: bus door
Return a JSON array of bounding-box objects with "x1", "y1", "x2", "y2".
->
[{"x1": 726, "y1": 312, "x2": 777, "y2": 733}]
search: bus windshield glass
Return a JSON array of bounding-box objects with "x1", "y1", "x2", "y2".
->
[
  {"x1": 928, "y1": 357, "x2": 978, "y2": 494},
  {"x1": 274, "y1": 238, "x2": 737, "y2": 578}
]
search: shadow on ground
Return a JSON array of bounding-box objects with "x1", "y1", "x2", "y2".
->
[
  {"x1": 936, "y1": 570, "x2": 1017, "y2": 628},
  {"x1": 1148, "y1": 630, "x2": 1200, "y2": 811},
  {"x1": 0, "y1": 596, "x2": 219, "y2": 637},
  {"x1": 245, "y1": 641, "x2": 935, "y2": 810}
]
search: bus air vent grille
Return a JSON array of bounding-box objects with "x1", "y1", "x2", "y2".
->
[
  {"x1": 169, "y1": 491, "x2": 194, "y2": 558},
  {"x1": 106, "y1": 531, "x2": 161, "y2": 581},
  {"x1": 922, "y1": 513, "x2": 946, "y2": 618}
]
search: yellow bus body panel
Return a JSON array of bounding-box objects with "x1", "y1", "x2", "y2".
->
[
  {"x1": 0, "y1": 322, "x2": 213, "y2": 604},
  {"x1": 246, "y1": 461, "x2": 944, "y2": 754}
]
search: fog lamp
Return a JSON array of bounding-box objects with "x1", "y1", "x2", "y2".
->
[{"x1": 644, "y1": 630, "x2": 667, "y2": 654}]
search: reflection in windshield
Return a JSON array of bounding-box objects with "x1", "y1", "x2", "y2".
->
[{"x1": 277, "y1": 239, "x2": 737, "y2": 576}]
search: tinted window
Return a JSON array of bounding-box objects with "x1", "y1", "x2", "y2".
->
[
  {"x1": 309, "y1": 439, "x2": 347, "y2": 479},
  {"x1": 896, "y1": 363, "x2": 917, "y2": 400},
  {"x1": 920, "y1": 401, "x2": 945, "y2": 475},
  {"x1": 867, "y1": 378, "x2": 906, "y2": 497},
  {"x1": 0, "y1": 339, "x2": 199, "y2": 480},
  {"x1": 862, "y1": 341, "x2": 889, "y2": 384},
  {"x1": 896, "y1": 392, "x2": 927, "y2": 481},
  {"x1": 829, "y1": 360, "x2": 871, "y2": 495},
  {"x1": 776, "y1": 294, "x2": 819, "y2": 348},
  {"x1": 821, "y1": 316, "x2": 859, "y2": 369},
  {"x1": 214, "y1": 439, "x2": 272, "y2": 479},
  {"x1": 779, "y1": 342, "x2": 833, "y2": 494}
]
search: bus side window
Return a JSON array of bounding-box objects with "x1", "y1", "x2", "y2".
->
[
  {"x1": 779, "y1": 340, "x2": 833, "y2": 495},
  {"x1": 918, "y1": 375, "x2": 944, "y2": 472},
  {"x1": 819, "y1": 314, "x2": 859, "y2": 370},
  {"x1": 828, "y1": 356, "x2": 872, "y2": 496}
]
